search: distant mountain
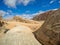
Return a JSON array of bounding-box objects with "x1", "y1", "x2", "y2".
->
[
  {"x1": 32, "y1": 10, "x2": 58, "y2": 21},
  {"x1": 13, "y1": 16, "x2": 40, "y2": 24}
]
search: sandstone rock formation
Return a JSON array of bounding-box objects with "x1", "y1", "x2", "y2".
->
[
  {"x1": 13, "y1": 16, "x2": 40, "y2": 24},
  {"x1": 33, "y1": 9, "x2": 60, "y2": 45},
  {"x1": 0, "y1": 16, "x2": 3, "y2": 20},
  {"x1": 0, "y1": 21, "x2": 4, "y2": 27}
]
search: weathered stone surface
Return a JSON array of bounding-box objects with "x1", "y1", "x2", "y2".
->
[
  {"x1": 0, "y1": 21, "x2": 5, "y2": 27},
  {"x1": 0, "y1": 16, "x2": 3, "y2": 20},
  {"x1": 0, "y1": 26, "x2": 42, "y2": 45},
  {"x1": 0, "y1": 16, "x2": 5, "y2": 27},
  {"x1": 32, "y1": 10, "x2": 56, "y2": 21},
  {"x1": 33, "y1": 9, "x2": 60, "y2": 45}
]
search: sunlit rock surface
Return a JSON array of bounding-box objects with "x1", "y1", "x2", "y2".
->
[{"x1": 0, "y1": 25, "x2": 42, "y2": 45}]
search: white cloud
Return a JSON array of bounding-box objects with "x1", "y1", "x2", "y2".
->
[
  {"x1": 4, "y1": 0, "x2": 34, "y2": 8},
  {"x1": 0, "y1": 10, "x2": 45, "y2": 19},
  {"x1": 0, "y1": 10, "x2": 7, "y2": 16},
  {"x1": 4, "y1": 15, "x2": 14, "y2": 19},
  {"x1": 16, "y1": 14, "x2": 33, "y2": 19},
  {"x1": 58, "y1": 1, "x2": 60, "y2": 3},
  {"x1": 49, "y1": 0, "x2": 55, "y2": 4},
  {"x1": 16, "y1": 10, "x2": 45, "y2": 19},
  {"x1": 4, "y1": 0, "x2": 17, "y2": 8},
  {"x1": 0, "y1": 10, "x2": 14, "y2": 19},
  {"x1": 52, "y1": 8, "x2": 58, "y2": 10},
  {"x1": 47, "y1": 8, "x2": 58, "y2": 11},
  {"x1": 3, "y1": 10, "x2": 15, "y2": 19},
  {"x1": 18, "y1": 0, "x2": 34, "y2": 6}
]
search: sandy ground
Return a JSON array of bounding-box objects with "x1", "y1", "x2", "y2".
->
[
  {"x1": 0, "y1": 20, "x2": 44, "y2": 45},
  {"x1": 0, "y1": 25, "x2": 42, "y2": 45},
  {"x1": 5, "y1": 21, "x2": 44, "y2": 32}
]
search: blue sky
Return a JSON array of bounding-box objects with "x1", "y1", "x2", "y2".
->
[{"x1": 0, "y1": 0, "x2": 60, "y2": 19}]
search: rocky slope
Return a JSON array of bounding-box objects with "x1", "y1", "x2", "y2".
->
[
  {"x1": 0, "y1": 16, "x2": 3, "y2": 20},
  {"x1": 32, "y1": 10, "x2": 57, "y2": 21},
  {"x1": 33, "y1": 9, "x2": 60, "y2": 45}
]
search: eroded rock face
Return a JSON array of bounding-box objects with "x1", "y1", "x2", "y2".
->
[
  {"x1": 32, "y1": 10, "x2": 56, "y2": 21},
  {"x1": 0, "y1": 16, "x2": 3, "y2": 20},
  {"x1": 33, "y1": 9, "x2": 60, "y2": 45},
  {"x1": 0, "y1": 21, "x2": 5, "y2": 27},
  {"x1": 13, "y1": 16, "x2": 40, "y2": 24},
  {"x1": 0, "y1": 16, "x2": 5, "y2": 27}
]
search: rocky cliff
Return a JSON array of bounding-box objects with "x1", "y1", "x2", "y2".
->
[{"x1": 33, "y1": 9, "x2": 60, "y2": 45}]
